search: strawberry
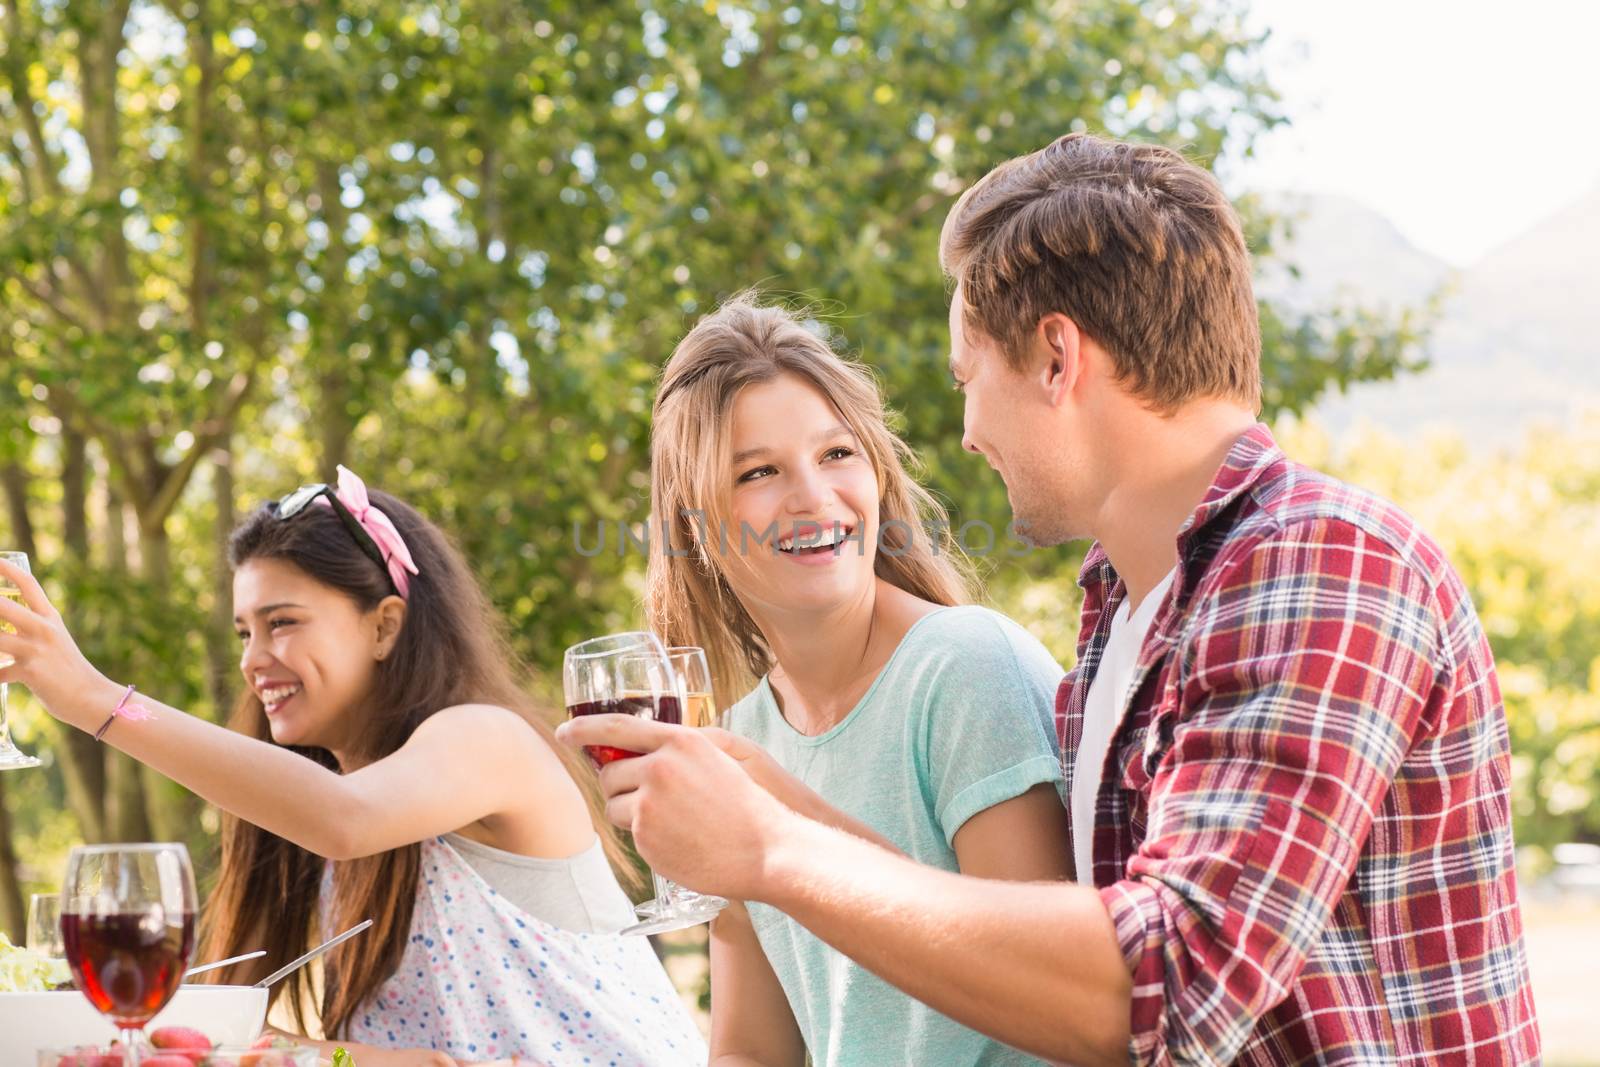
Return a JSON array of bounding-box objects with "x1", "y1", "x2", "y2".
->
[
  {"x1": 239, "y1": 1035, "x2": 283, "y2": 1067},
  {"x1": 141, "y1": 1057, "x2": 200, "y2": 1067},
  {"x1": 150, "y1": 1028, "x2": 213, "y2": 1052},
  {"x1": 53, "y1": 1049, "x2": 121, "y2": 1067}
]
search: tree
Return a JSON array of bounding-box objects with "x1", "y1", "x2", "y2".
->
[{"x1": 0, "y1": 0, "x2": 1430, "y2": 941}]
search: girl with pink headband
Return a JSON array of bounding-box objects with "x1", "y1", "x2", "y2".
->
[{"x1": 0, "y1": 467, "x2": 704, "y2": 1067}]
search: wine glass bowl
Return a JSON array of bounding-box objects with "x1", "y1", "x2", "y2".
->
[
  {"x1": 563, "y1": 632, "x2": 682, "y2": 768},
  {"x1": 667, "y1": 647, "x2": 719, "y2": 729},
  {"x1": 61, "y1": 844, "x2": 198, "y2": 1063},
  {"x1": 27, "y1": 893, "x2": 64, "y2": 958}
]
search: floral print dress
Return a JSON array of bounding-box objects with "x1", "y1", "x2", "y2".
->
[{"x1": 335, "y1": 836, "x2": 706, "y2": 1065}]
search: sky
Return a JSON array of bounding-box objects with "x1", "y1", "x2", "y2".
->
[{"x1": 1231, "y1": 0, "x2": 1600, "y2": 267}]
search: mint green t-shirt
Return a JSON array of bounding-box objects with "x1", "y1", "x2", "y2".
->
[{"x1": 724, "y1": 605, "x2": 1067, "y2": 1067}]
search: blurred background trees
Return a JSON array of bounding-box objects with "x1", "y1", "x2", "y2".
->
[{"x1": 1, "y1": 0, "x2": 1510, "y2": 939}]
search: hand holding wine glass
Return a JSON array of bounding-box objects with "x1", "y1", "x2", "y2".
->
[
  {"x1": 0, "y1": 551, "x2": 42, "y2": 769},
  {"x1": 62, "y1": 844, "x2": 198, "y2": 1065},
  {"x1": 562, "y1": 632, "x2": 727, "y2": 934},
  {"x1": 0, "y1": 554, "x2": 119, "y2": 734},
  {"x1": 556, "y1": 710, "x2": 799, "y2": 904}
]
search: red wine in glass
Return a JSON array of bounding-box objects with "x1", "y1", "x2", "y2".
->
[
  {"x1": 62, "y1": 843, "x2": 198, "y2": 1064},
  {"x1": 61, "y1": 909, "x2": 195, "y2": 1027},
  {"x1": 566, "y1": 694, "x2": 681, "y2": 766}
]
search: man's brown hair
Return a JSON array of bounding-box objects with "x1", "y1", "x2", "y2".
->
[{"x1": 939, "y1": 132, "x2": 1261, "y2": 411}]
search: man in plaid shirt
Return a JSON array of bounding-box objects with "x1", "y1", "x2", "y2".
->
[{"x1": 563, "y1": 133, "x2": 1541, "y2": 1064}]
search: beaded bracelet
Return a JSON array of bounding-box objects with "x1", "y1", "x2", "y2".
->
[{"x1": 95, "y1": 683, "x2": 155, "y2": 741}]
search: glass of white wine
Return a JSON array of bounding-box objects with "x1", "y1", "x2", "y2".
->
[
  {"x1": 668, "y1": 646, "x2": 720, "y2": 729},
  {"x1": 653, "y1": 646, "x2": 730, "y2": 923},
  {"x1": 0, "y1": 550, "x2": 42, "y2": 770}
]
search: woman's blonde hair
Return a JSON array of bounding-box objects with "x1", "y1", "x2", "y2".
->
[{"x1": 646, "y1": 293, "x2": 972, "y2": 708}]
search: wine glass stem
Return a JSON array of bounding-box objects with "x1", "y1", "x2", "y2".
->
[
  {"x1": 0, "y1": 681, "x2": 13, "y2": 746},
  {"x1": 119, "y1": 1026, "x2": 143, "y2": 1065},
  {"x1": 654, "y1": 871, "x2": 685, "y2": 910}
]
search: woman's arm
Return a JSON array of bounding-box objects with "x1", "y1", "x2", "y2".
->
[
  {"x1": 0, "y1": 564, "x2": 572, "y2": 860},
  {"x1": 708, "y1": 901, "x2": 808, "y2": 1067},
  {"x1": 75, "y1": 680, "x2": 556, "y2": 861},
  {"x1": 951, "y1": 782, "x2": 1074, "y2": 882},
  {"x1": 265, "y1": 1027, "x2": 458, "y2": 1067}
]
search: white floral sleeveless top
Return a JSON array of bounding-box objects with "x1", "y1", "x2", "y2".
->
[{"x1": 334, "y1": 836, "x2": 706, "y2": 1065}]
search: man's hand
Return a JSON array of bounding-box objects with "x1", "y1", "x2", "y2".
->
[
  {"x1": 556, "y1": 715, "x2": 796, "y2": 901},
  {"x1": 698, "y1": 725, "x2": 789, "y2": 794}
]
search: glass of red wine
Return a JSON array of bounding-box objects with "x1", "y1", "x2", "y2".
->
[
  {"x1": 61, "y1": 843, "x2": 198, "y2": 1065},
  {"x1": 563, "y1": 631, "x2": 727, "y2": 935}
]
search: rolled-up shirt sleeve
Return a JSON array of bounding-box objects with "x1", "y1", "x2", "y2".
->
[{"x1": 1100, "y1": 518, "x2": 1440, "y2": 1066}]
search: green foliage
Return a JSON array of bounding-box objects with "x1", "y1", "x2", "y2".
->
[
  {"x1": 0, "y1": 0, "x2": 1443, "y2": 931},
  {"x1": 1274, "y1": 419, "x2": 1600, "y2": 859}
]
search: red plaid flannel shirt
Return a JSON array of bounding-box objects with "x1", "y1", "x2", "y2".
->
[{"x1": 1062, "y1": 424, "x2": 1541, "y2": 1065}]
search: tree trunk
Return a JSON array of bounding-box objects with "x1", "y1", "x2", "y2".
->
[
  {"x1": 205, "y1": 445, "x2": 236, "y2": 718},
  {"x1": 62, "y1": 430, "x2": 89, "y2": 565},
  {"x1": 105, "y1": 749, "x2": 153, "y2": 842},
  {"x1": 57, "y1": 433, "x2": 107, "y2": 841},
  {"x1": 141, "y1": 764, "x2": 184, "y2": 845},
  {"x1": 104, "y1": 474, "x2": 129, "y2": 576},
  {"x1": 0, "y1": 771, "x2": 25, "y2": 942},
  {"x1": 138, "y1": 517, "x2": 171, "y2": 592},
  {"x1": 54, "y1": 719, "x2": 108, "y2": 844},
  {"x1": 318, "y1": 370, "x2": 356, "y2": 475},
  {"x1": 132, "y1": 519, "x2": 201, "y2": 840},
  {"x1": 0, "y1": 462, "x2": 38, "y2": 558},
  {"x1": 314, "y1": 159, "x2": 356, "y2": 475}
]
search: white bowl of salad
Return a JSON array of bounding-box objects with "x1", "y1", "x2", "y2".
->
[{"x1": 1, "y1": 933, "x2": 269, "y2": 1057}]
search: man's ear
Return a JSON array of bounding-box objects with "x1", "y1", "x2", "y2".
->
[
  {"x1": 1036, "y1": 313, "x2": 1083, "y2": 406},
  {"x1": 373, "y1": 595, "x2": 408, "y2": 660}
]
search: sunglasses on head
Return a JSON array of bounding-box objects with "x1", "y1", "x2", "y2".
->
[{"x1": 272, "y1": 483, "x2": 394, "y2": 590}]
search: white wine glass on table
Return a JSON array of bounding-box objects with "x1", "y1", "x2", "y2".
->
[
  {"x1": 27, "y1": 892, "x2": 64, "y2": 958},
  {"x1": 0, "y1": 550, "x2": 42, "y2": 770},
  {"x1": 563, "y1": 632, "x2": 727, "y2": 935}
]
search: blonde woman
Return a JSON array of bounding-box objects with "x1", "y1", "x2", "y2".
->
[{"x1": 642, "y1": 295, "x2": 1072, "y2": 1066}]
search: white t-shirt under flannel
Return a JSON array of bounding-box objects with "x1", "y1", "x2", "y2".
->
[{"x1": 1071, "y1": 568, "x2": 1176, "y2": 882}]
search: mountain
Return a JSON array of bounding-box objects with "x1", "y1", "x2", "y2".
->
[
  {"x1": 1257, "y1": 188, "x2": 1600, "y2": 444},
  {"x1": 1256, "y1": 192, "x2": 1452, "y2": 312}
]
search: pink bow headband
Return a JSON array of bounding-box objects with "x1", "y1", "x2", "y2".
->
[{"x1": 315, "y1": 465, "x2": 421, "y2": 598}]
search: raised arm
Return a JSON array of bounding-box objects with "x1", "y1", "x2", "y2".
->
[{"x1": 0, "y1": 560, "x2": 572, "y2": 860}]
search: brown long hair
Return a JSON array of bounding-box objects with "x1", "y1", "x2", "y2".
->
[
  {"x1": 197, "y1": 483, "x2": 632, "y2": 1038},
  {"x1": 646, "y1": 294, "x2": 973, "y2": 708}
]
